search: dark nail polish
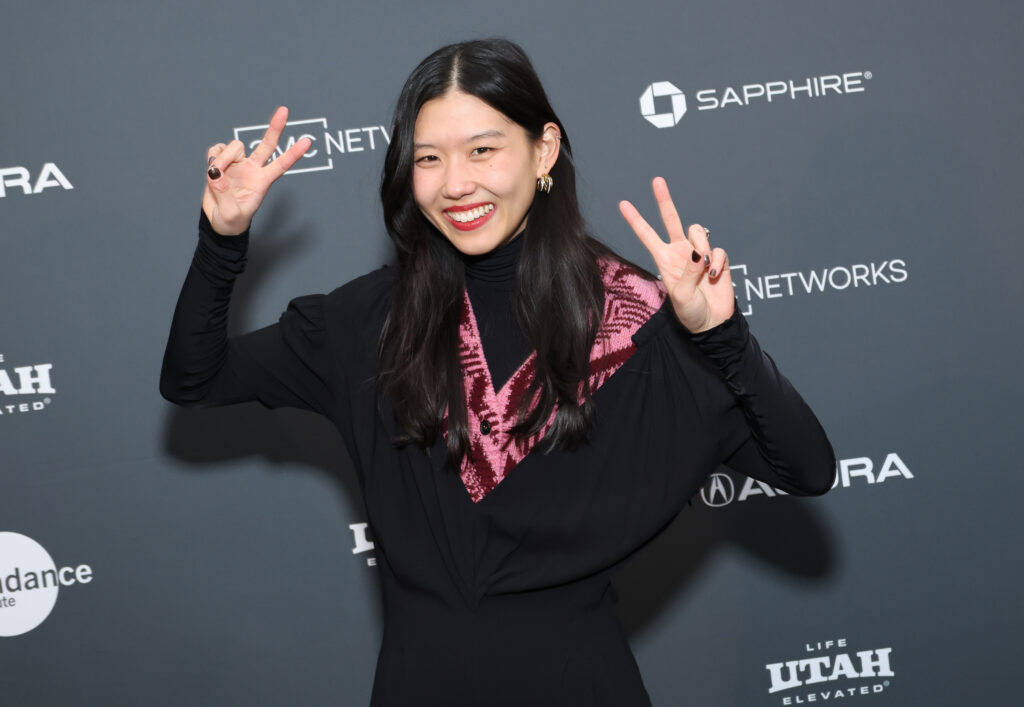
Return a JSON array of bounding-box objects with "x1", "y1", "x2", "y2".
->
[
  {"x1": 691, "y1": 250, "x2": 701, "y2": 263},
  {"x1": 207, "y1": 155, "x2": 215, "y2": 166},
  {"x1": 710, "y1": 269, "x2": 717, "y2": 278},
  {"x1": 704, "y1": 253, "x2": 711, "y2": 267},
  {"x1": 207, "y1": 166, "x2": 221, "y2": 180}
]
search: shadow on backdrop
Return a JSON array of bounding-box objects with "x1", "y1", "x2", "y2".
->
[
  {"x1": 160, "y1": 194, "x2": 382, "y2": 621},
  {"x1": 616, "y1": 487, "x2": 837, "y2": 639}
]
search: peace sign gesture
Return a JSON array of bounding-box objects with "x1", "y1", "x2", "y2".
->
[
  {"x1": 202, "y1": 106, "x2": 312, "y2": 236},
  {"x1": 619, "y1": 177, "x2": 734, "y2": 333}
]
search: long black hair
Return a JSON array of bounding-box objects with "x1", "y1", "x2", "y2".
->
[{"x1": 379, "y1": 38, "x2": 631, "y2": 470}]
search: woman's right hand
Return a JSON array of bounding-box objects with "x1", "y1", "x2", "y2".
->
[{"x1": 202, "y1": 106, "x2": 312, "y2": 235}]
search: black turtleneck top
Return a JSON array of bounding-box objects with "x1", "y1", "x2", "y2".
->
[
  {"x1": 160, "y1": 213, "x2": 835, "y2": 707},
  {"x1": 461, "y1": 232, "x2": 530, "y2": 390}
]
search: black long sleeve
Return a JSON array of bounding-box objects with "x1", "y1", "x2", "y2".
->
[
  {"x1": 162, "y1": 215, "x2": 834, "y2": 496},
  {"x1": 159, "y1": 212, "x2": 335, "y2": 416},
  {"x1": 687, "y1": 303, "x2": 836, "y2": 495}
]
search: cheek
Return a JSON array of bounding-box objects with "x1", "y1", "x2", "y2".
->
[
  {"x1": 488, "y1": 156, "x2": 534, "y2": 196},
  {"x1": 411, "y1": 171, "x2": 435, "y2": 210}
]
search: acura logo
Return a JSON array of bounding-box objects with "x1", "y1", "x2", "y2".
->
[{"x1": 700, "y1": 472, "x2": 735, "y2": 507}]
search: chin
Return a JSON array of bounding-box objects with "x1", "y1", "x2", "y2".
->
[
  {"x1": 450, "y1": 238, "x2": 500, "y2": 256},
  {"x1": 439, "y1": 225, "x2": 508, "y2": 257}
]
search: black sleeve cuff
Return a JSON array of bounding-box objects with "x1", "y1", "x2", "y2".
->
[
  {"x1": 198, "y1": 209, "x2": 250, "y2": 249},
  {"x1": 687, "y1": 300, "x2": 750, "y2": 373},
  {"x1": 194, "y1": 210, "x2": 250, "y2": 282}
]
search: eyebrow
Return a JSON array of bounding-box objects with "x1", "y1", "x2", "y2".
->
[{"x1": 414, "y1": 129, "x2": 506, "y2": 150}]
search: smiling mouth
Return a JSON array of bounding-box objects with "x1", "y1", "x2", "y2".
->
[{"x1": 444, "y1": 203, "x2": 495, "y2": 231}]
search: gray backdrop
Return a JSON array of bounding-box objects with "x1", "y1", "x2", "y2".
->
[{"x1": 2, "y1": 1, "x2": 1021, "y2": 704}]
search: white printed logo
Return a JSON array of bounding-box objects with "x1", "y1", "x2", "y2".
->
[
  {"x1": 700, "y1": 473, "x2": 735, "y2": 507},
  {"x1": 729, "y1": 259, "x2": 907, "y2": 316},
  {"x1": 640, "y1": 70, "x2": 871, "y2": 126},
  {"x1": 233, "y1": 117, "x2": 391, "y2": 176},
  {"x1": 639, "y1": 82, "x2": 687, "y2": 128},
  {"x1": 349, "y1": 522, "x2": 376, "y2": 567},
  {"x1": 0, "y1": 163, "x2": 73, "y2": 198},
  {"x1": 766, "y1": 637, "x2": 894, "y2": 704},
  {"x1": 0, "y1": 532, "x2": 93, "y2": 637},
  {"x1": 0, "y1": 353, "x2": 56, "y2": 418},
  {"x1": 696, "y1": 453, "x2": 914, "y2": 508}
]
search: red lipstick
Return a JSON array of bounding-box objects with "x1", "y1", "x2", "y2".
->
[{"x1": 444, "y1": 202, "x2": 495, "y2": 231}]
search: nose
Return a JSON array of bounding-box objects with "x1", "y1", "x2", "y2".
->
[{"x1": 440, "y1": 158, "x2": 475, "y2": 200}]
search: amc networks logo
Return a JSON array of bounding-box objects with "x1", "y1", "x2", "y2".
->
[
  {"x1": 233, "y1": 116, "x2": 390, "y2": 176},
  {"x1": 727, "y1": 260, "x2": 907, "y2": 316}
]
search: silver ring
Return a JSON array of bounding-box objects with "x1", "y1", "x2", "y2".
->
[{"x1": 704, "y1": 226, "x2": 711, "y2": 239}]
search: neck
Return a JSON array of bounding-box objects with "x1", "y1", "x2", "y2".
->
[{"x1": 460, "y1": 231, "x2": 524, "y2": 287}]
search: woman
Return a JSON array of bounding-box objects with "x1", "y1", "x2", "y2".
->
[{"x1": 162, "y1": 38, "x2": 834, "y2": 707}]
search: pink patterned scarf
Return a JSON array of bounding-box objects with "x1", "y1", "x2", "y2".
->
[{"x1": 450, "y1": 259, "x2": 666, "y2": 502}]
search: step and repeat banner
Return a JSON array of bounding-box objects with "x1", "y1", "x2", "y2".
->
[{"x1": 3, "y1": 1, "x2": 1021, "y2": 705}]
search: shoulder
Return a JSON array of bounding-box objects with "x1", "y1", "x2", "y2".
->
[
  {"x1": 596, "y1": 256, "x2": 668, "y2": 346},
  {"x1": 280, "y1": 267, "x2": 394, "y2": 345},
  {"x1": 324, "y1": 265, "x2": 396, "y2": 306},
  {"x1": 599, "y1": 257, "x2": 665, "y2": 308},
  {"x1": 321, "y1": 265, "x2": 395, "y2": 338}
]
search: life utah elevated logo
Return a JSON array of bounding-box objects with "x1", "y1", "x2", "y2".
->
[
  {"x1": 0, "y1": 352, "x2": 56, "y2": 418},
  {"x1": 766, "y1": 637, "x2": 895, "y2": 704}
]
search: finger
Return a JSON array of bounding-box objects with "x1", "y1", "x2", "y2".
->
[
  {"x1": 206, "y1": 143, "x2": 226, "y2": 163},
  {"x1": 266, "y1": 136, "x2": 312, "y2": 180},
  {"x1": 688, "y1": 223, "x2": 711, "y2": 269},
  {"x1": 250, "y1": 106, "x2": 289, "y2": 166},
  {"x1": 708, "y1": 247, "x2": 728, "y2": 279},
  {"x1": 652, "y1": 177, "x2": 687, "y2": 243},
  {"x1": 618, "y1": 200, "x2": 666, "y2": 258},
  {"x1": 212, "y1": 139, "x2": 245, "y2": 169},
  {"x1": 208, "y1": 139, "x2": 246, "y2": 181}
]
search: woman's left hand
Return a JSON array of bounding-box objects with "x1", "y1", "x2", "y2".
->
[{"x1": 619, "y1": 177, "x2": 735, "y2": 333}]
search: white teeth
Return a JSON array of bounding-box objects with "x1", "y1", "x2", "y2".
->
[{"x1": 448, "y1": 204, "x2": 493, "y2": 223}]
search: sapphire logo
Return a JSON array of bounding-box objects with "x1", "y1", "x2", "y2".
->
[
  {"x1": 640, "y1": 70, "x2": 871, "y2": 127},
  {"x1": 639, "y1": 82, "x2": 687, "y2": 128}
]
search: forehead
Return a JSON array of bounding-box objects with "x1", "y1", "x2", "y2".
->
[{"x1": 413, "y1": 90, "x2": 518, "y2": 145}]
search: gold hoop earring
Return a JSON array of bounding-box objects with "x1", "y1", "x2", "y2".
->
[{"x1": 536, "y1": 174, "x2": 554, "y2": 194}]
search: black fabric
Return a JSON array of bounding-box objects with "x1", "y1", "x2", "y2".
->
[
  {"x1": 160, "y1": 212, "x2": 836, "y2": 707},
  {"x1": 460, "y1": 231, "x2": 530, "y2": 390}
]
